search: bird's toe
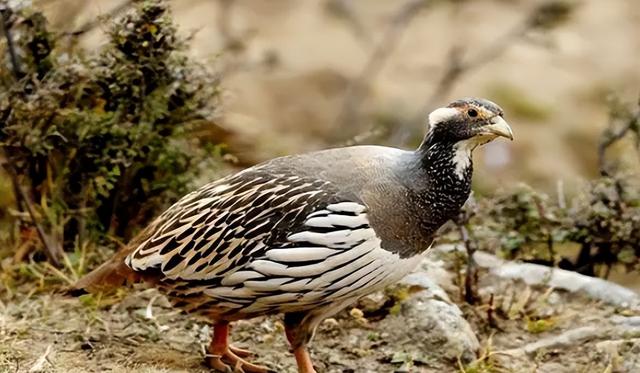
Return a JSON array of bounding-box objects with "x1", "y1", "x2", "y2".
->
[
  {"x1": 206, "y1": 349, "x2": 271, "y2": 373},
  {"x1": 228, "y1": 344, "x2": 252, "y2": 358},
  {"x1": 206, "y1": 355, "x2": 233, "y2": 373}
]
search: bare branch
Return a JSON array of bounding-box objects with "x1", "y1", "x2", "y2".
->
[
  {"x1": 598, "y1": 97, "x2": 640, "y2": 177},
  {"x1": 324, "y1": 0, "x2": 372, "y2": 48},
  {"x1": 425, "y1": 15, "x2": 531, "y2": 111},
  {"x1": 333, "y1": 0, "x2": 433, "y2": 129},
  {"x1": 0, "y1": 156, "x2": 63, "y2": 266},
  {"x1": 61, "y1": 0, "x2": 134, "y2": 39},
  {"x1": 455, "y1": 195, "x2": 479, "y2": 304},
  {"x1": 391, "y1": 1, "x2": 575, "y2": 145},
  {"x1": 0, "y1": 3, "x2": 25, "y2": 80}
]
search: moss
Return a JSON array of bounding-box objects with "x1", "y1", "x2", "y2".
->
[{"x1": 526, "y1": 318, "x2": 556, "y2": 334}]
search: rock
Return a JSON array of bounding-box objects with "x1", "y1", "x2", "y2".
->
[
  {"x1": 373, "y1": 269, "x2": 480, "y2": 364},
  {"x1": 610, "y1": 315, "x2": 640, "y2": 327},
  {"x1": 505, "y1": 326, "x2": 601, "y2": 356},
  {"x1": 401, "y1": 271, "x2": 451, "y2": 303},
  {"x1": 437, "y1": 247, "x2": 640, "y2": 310}
]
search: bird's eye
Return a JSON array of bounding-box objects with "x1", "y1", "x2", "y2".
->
[{"x1": 467, "y1": 109, "x2": 478, "y2": 118}]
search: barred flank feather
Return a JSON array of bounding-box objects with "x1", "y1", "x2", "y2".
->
[{"x1": 118, "y1": 167, "x2": 421, "y2": 317}]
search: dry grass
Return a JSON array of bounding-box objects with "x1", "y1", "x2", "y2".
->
[{"x1": 1, "y1": 264, "x2": 638, "y2": 373}]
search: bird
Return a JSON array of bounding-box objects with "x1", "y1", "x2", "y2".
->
[{"x1": 72, "y1": 97, "x2": 513, "y2": 373}]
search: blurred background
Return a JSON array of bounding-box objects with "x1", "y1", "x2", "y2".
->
[
  {"x1": 34, "y1": 0, "x2": 640, "y2": 192},
  {"x1": 1, "y1": 0, "x2": 639, "y2": 283},
  {"x1": 1, "y1": 1, "x2": 640, "y2": 372}
]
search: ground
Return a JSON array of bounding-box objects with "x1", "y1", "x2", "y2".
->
[{"x1": 2, "y1": 265, "x2": 638, "y2": 373}]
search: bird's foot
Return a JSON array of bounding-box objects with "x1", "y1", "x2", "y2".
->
[{"x1": 206, "y1": 347, "x2": 273, "y2": 373}]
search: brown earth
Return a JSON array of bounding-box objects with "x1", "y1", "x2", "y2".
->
[{"x1": 2, "y1": 266, "x2": 638, "y2": 373}]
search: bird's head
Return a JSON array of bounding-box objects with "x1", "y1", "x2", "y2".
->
[
  {"x1": 419, "y1": 97, "x2": 513, "y2": 179},
  {"x1": 426, "y1": 97, "x2": 513, "y2": 145}
]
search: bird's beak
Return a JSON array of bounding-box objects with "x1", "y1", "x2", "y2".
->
[{"x1": 481, "y1": 116, "x2": 514, "y2": 140}]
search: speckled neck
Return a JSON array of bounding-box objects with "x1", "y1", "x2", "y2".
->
[
  {"x1": 374, "y1": 139, "x2": 473, "y2": 258},
  {"x1": 411, "y1": 135, "x2": 473, "y2": 237}
]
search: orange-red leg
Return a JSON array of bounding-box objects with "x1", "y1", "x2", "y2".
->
[
  {"x1": 285, "y1": 324, "x2": 317, "y2": 373},
  {"x1": 206, "y1": 322, "x2": 271, "y2": 373},
  {"x1": 292, "y1": 346, "x2": 316, "y2": 373}
]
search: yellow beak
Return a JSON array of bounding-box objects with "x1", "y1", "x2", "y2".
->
[{"x1": 482, "y1": 116, "x2": 514, "y2": 140}]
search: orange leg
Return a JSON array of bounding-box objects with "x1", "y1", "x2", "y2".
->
[
  {"x1": 285, "y1": 324, "x2": 317, "y2": 373},
  {"x1": 206, "y1": 322, "x2": 272, "y2": 373}
]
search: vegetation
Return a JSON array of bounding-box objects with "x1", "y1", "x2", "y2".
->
[
  {"x1": 456, "y1": 96, "x2": 640, "y2": 283},
  {"x1": 0, "y1": 1, "x2": 223, "y2": 266}
]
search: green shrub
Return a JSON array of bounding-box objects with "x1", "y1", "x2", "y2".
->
[{"x1": 0, "y1": 1, "x2": 224, "y2": 260}]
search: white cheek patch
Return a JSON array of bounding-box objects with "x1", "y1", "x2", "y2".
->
[
  {"x1": 452, "y1": 137, "x2": 487, "y2": 179},
  {"x1": 428, "y1": 107, "x2": 459, "y2": 128}
]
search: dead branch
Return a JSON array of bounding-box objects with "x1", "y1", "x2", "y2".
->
[
  {"x1": 0, "y1": 157, "x2": 63, "y2": 266},
  {"x1": 386, "y1": 1, "x2": 575, "y2": 145},
  {"x1": 0, "y1": 3, "x2": 25, "y2": 80},
  {"x1": 503, "y1": 325, "x2": 640, "y2": 357},
  {"x1": 333, "y1": 0, "x2": 434, "y2": 129},
  {"x1": 597, "y1": 97, "x2": 640, "y2": 177},
  {"x1": 62, "y1": 0, "x2": 134, "y2": 38},
  {"x1": 455, "y1": 195, "x2": 480, "y2": 304},
  {"x1": 470, "y1": 249, "x2": 640, "y2": 309},
  {"x1": 324, "y1": 0, "x2": 371, "y2": 48}
]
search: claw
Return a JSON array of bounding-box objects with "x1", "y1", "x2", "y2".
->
[
  {"x1": 206, "y1": 354, "x2": 233, "y2": 373},
  {"x1": 205, "y1": 348, "x2": 271, "y2": 373}
]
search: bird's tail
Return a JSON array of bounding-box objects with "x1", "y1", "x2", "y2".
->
[{"x1": 67, "y1": 248, "x2": 140, "y2": 296}]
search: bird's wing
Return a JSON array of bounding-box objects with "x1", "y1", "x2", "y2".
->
[
  {"x1": 125, "y1": 167, "x2": 416, "y2": 311},
  {"x1": 126, "y1": 167, "x2": 361, "y2": 281}
]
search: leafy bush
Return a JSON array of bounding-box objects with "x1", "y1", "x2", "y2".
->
[{"x1": 0, "y1": 1, "x2": 223, "y2": 262}]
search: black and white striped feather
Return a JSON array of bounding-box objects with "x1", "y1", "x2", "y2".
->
[{"x1": 125, "y1": 167, "x2": 421, "y2": 316}]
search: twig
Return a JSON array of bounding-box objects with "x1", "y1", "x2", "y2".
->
[
  {"x1": 0, "y1": 3, "x2": 25, "y2": 80},
  {"x1": 0, "y1": 158, "x2": 63, "y2": 266},
  {"x1": 532, "y1": 195, "x2": 555, "y2": 263},
  {"x1": 556, "y1": 180, "x2": 566, "y2": 209},
  {"x1": 333, "y1": 0, "x2": 433, "y2": 129},
  {"x1": 216, "y1": 0, "x2": 235, "y2": 47},
  {"x1": 458, "y1": 222, "x2": 478, "y2": 304},
  {"x1": 61, "y1": 0, "x2": 134, "y2": 38},
  {"x1": 487, "y1": 293, "x2": 498, "y2": 328},
  {"x1": 503, "y1": 325, "x2": 640, "y2": 357},
  {"x1": 392, "y1": 1, "x2": 573, "y2": 145},
  {"x1": 455, "y1": 196, "x2": 479, "y2": 304},
  {"x1": 597, "y1": 99, "x2": 640, "y2": 177},
  {"x1": 470, "y1": 249, "x2": 640, "y2": 309},
  {"x1": 387, "y1": 8, "x2": 533, "y2": 145},
  {"x1": 28, "y1": 344, "x2": 54, "y2": 372},
  {"x1": 324, "y1": 0, "x2": 371, "y2": 48}
]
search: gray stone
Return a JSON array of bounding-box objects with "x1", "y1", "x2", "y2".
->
[{"x1": 374, "y1": 268, "x2": 480, "y2": 364}]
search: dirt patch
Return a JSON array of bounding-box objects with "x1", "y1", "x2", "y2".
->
[{"x1": 2, "y1": 269, "x2": 638, "y2": 373}]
